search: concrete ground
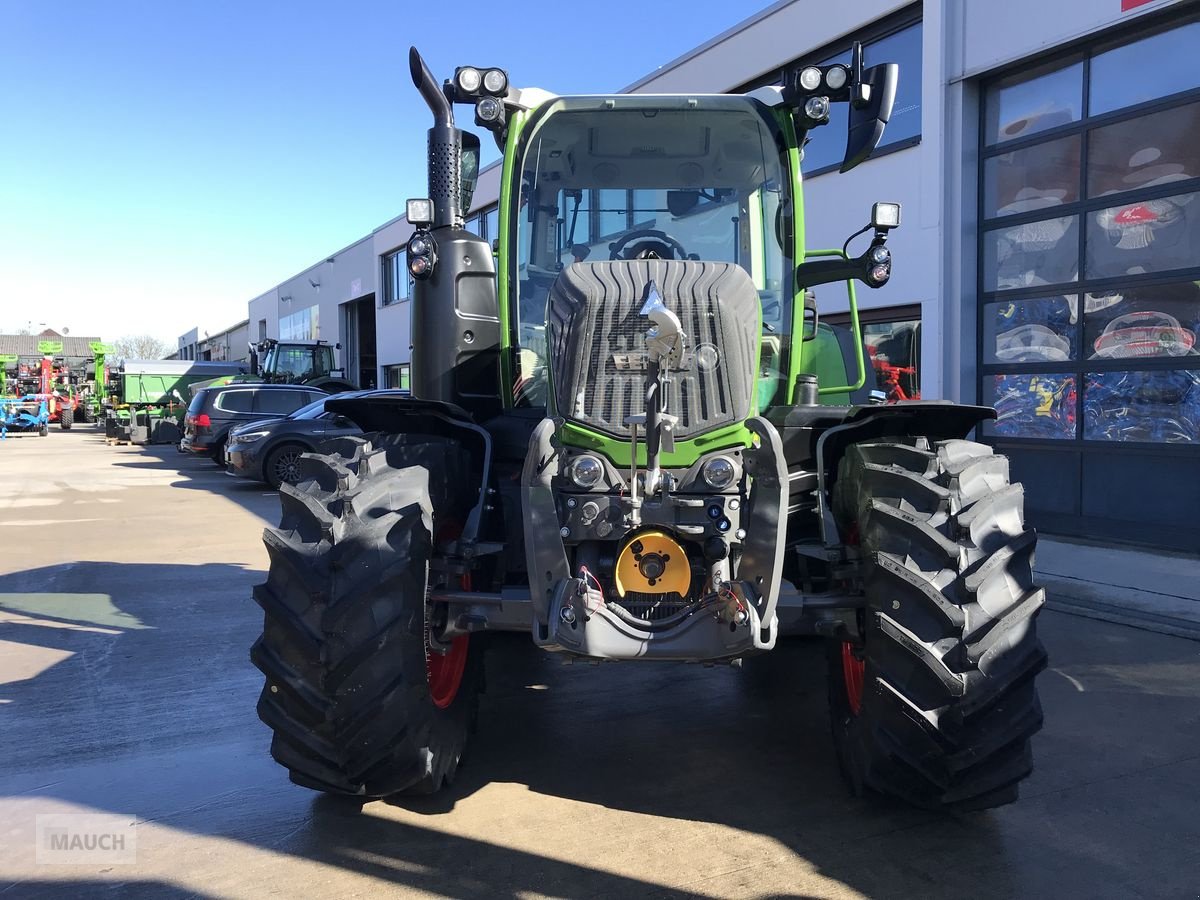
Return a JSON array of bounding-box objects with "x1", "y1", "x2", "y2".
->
[{"x1": 2, "y1": 428, "x2": 1199, "y2": 899}]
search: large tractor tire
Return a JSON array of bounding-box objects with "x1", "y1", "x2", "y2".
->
[
  {"x1": 828, "y1": 438, "x2": 1046, "y2": 811},
  {"x1": 251, "y1": 434, "x2": 481, "y2": 798},
  {"x1": 59, "y1": 405, "x2": 74, "y2": 430},
  {"x1": 81, "y1": 403, "x2": 95, "y2": 425}
]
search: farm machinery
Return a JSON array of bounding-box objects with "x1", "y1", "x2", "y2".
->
[
  {"x1": 251, "y1": 46, "x2": 1047, "y2": 810},
  {"x1": 1, "y1": 342, "x2": 83, "y2": 431},
  {"x1": 104, "y1": 359, "x2": 250, "y2": 444}
]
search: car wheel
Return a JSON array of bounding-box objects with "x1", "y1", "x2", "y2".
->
[{"x1": 264, "y1": 443, "x2": 307, "y2": 489}]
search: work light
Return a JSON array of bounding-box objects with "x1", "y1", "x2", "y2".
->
[
  {"x1": 798, "y1": 67, "x2": 822, "y2": 91},
  {"x1": 825, "y1": 65, "x2": 848, "y2": 90},
  {"x1": 482, "y1": 68, "x2": 507, "y2": 95},
  {"x1": 456, "y1": 66, "x2": 481, "y2": 94}
]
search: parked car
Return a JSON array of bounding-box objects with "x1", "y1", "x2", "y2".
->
[
  {"x1": 225, "y1": 390, "x2": 374, "y2": 488},
  {"x1": 181, "y1": 383, "x2": 326, "y2": 465}
]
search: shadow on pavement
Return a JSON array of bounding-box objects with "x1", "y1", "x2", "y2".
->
[{"x1": 4, "y1": 563, "x2": 1200, "y2": 896}]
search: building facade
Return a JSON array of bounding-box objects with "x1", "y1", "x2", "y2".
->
[{"x1": 245, "y1": 0, "x2": 1197, "y2": 549}]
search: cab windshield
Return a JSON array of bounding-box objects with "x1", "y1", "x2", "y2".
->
[
  {"x1": 263, "y1": 345, "x2": 333, "y2": 382},
  {"x1": 512, "y1": 96, "x2": 794, "y2": 407}
]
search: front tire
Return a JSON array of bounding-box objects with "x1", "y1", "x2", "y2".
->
[
  {"x1": 262, "y1": 442, "x2": 307, "y2": 490},
  {"x1": 251, "y1": 435, "x2": 481, "y2": 797},
  {"x1": 828, "y1": 438, "x2": 1046, "y2": 811},
  {"x1": 59, "y1": 405, "x2": 74, "y2": 430}
]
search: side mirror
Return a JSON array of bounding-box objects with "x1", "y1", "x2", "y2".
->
[
  {"x1": 841, "y1": 61, "x2": 898, "y2": 173},
  {"x1": 460, "y1": 131, "x2": 481, "y2": 214}
]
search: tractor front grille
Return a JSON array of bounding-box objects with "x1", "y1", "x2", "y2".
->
[
  {"x1": 548, "y1": 259, "x2": 759, "y2": 440},
  {"x1": 612, "y1": 591, "x2": 694, "y2": 622}
]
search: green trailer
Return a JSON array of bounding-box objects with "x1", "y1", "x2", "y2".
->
[{"x1": 106, "y1": 359, "x2": 249, "y2": 444}]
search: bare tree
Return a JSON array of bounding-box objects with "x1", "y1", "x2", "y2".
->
[{"x1": 113, "y1": 334, "x2": 172, "y2": 360}]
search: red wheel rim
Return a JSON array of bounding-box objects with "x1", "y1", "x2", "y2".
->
[
  {"x1": 426, "y1": 566, "x2": 470, "y2": 710},
  {"x1": 427, "y1": 635, "x2": 469, "y2": 709},
  {"x1": 841, "y1": 641, "x2": 865, "y2": 716}
]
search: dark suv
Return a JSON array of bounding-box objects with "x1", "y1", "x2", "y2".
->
[{"x1": 181, "y1": 383, "x2": 326, "y2": 465}]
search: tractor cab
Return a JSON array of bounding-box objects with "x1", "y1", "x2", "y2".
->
[{"x1": 249, "y1": 338, "x2": 356, "y2": 392}]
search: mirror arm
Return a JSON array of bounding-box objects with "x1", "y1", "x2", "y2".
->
[{"x1": 794, "y1": 256, "x2": 860, "y2": 290}]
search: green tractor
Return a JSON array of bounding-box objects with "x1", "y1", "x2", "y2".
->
[
  {"x1": 252, "y1": 46, "x2": 1046, "y2": 810},
  {"x1": 245, "y1": 338, "x2": 357, "y2": 392}
]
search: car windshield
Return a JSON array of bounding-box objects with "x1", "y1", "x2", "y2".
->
[
  {"x1": 511, "y1": 96, "x2": 793, "y2": 407},
  {"x1": 290, "y1": 397, "x2": 328, "y2": 419}
]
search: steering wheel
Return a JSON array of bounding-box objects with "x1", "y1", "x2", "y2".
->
[{"x1": 609, "y1": 228, "x2": 690, "y2": 261}]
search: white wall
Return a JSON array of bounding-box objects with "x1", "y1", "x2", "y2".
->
[{"x1": 373, "y1": 216, "x2": 414, "y2": 374}]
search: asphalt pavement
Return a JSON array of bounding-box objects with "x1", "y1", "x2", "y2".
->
[{"x1": 1, "y1": 428, "x2": 1199, "y2": 899}]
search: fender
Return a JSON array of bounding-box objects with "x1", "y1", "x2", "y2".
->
[
  {"x1": 815, "y1": 401, "x2": 996, "y2": 547},
  {"x1": 325, "y1": 393, "x2": 494, "y2": 546}
]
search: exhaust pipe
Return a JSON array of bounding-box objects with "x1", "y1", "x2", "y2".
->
[{"x1": 409, "y1": 46, "x2": 463, "y2": 230}]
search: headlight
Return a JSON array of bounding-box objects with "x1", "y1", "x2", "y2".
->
[
  {"x1": 798, "y1": 66, "x2": 822, "y2": 91},
  {"x1": 568, "y1": 455, "x2": 604, "y2": 489},
  {"x1": 232, "y1": 430, "x2": 270, "y2": 443},
  {"x1": 701, "y1": 456, "x2": 737, "y2": 490}
]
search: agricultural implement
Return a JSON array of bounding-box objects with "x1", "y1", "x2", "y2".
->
[{"x1": 104, "y1": 359, "x2": 250, "y2": 445}]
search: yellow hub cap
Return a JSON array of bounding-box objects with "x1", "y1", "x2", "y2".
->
[{"x1": 614, "y1": 531, "x2": 691, "y2": 597}]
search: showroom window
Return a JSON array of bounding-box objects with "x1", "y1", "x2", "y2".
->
[
  {"x1": 383, "y1": 363, "x2": 410, "y2": 390},
  {"x1": 978, "y1": 15, "x2": 1200, "y2": 446},
  {"x1": 381, "y1": 249, "x2": 411, "y2": 306}
]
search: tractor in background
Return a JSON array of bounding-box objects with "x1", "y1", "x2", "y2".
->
[
  {"x1": 245, "y1": 338, "x2": 357, "y2": 392},
  {"x1": 251, "y1": 45, "x2": 1047, "y2": 811}
]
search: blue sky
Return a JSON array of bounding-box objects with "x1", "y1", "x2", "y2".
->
[{"x1": 0, "y1": 1, "x2": 765, "y2": 343}]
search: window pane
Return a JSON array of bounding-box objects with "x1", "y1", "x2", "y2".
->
[
  {"x1": 986, "y1": 59, "x2": 1082, "y2": 145},
  {"x1": 218, "y1": 390, "x2": 254, "y2": 413},
  {"x1": 1084, "y1": 369, "x2": 1200, "y2": 442},
  {"x1": 985, "y1": 372, "x2": 1078, "y2": 440},
  {"x1": 1087, "y1": 102, "x2": 1200, "y2": 199},
  {"x1": 865, "y1": 23, "x2": 922, "y2": 146},
  {"x1": 984, "y1": 297, "x2": 1078, "y2": 363},
  {"x1": 1085, "y1": 190, "x2": 1199, "y2": 279},
  {"x1": 1083, "y1": 279, "x2": 1200, "y2": 360},
  {"x1": 864, "y1": 317, "x2": 921, "y2": 400},
  {"x1": 983, "y1": 134, "x2": 1080, "y2": 217},
  {"x1": 596, "y1": 189, "x2": 627, "y2": 238},
  {"x1": 983, "y1": 215, "x2": 1079, "y2": 291},
  {"x1": 1089, "y1": 20, "x2": 1200, "y2": 117},
  {"x1": 560, "y1": 191, "x2": 592, "y2": 265},
  {"x1": 631, "y1": 189, "x2": 658, "y2": 229},
  {"x1": 484, "y1": 207, "x2": 499, "y2": 242}
]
